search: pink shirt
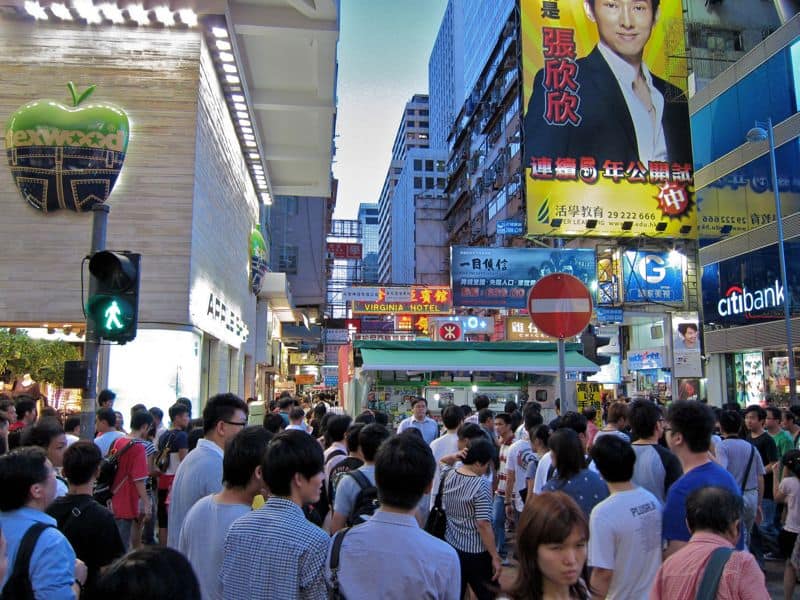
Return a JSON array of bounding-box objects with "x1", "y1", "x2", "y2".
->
[{"x1": 650, "y1": 532, "x2": 767, "y2": 600}]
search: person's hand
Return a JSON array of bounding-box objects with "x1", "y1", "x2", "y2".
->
[
  {"x1": 491, "y1": 554, "x2": 503, "y2": 581},
  {"x1": 772, "y1": 462, "x2": 782, "y2": 473},
  {"x1": 505, "y1": 502, "x2": 515, "y2": 520},
  {"x1": 756, "y1": 505, "x2": 763, "y2": 525},
  {"x1": 140, "y1": 502, "x2": 152, "y2": 522},
  {"x1": 74, "y1": 559, "x2": 88, "y2": 586}
]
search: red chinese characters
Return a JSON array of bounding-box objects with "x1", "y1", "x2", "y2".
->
[{"x1": 542, "y1": 27, "x2": 580, "y2": 126}]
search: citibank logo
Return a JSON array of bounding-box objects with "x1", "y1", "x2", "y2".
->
[{"x1": 717, "y1": 280, "x2": 784, "y2": 317}]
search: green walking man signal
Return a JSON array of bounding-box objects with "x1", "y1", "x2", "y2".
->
[{"x1": 86, "y1": 251, "x2": 141, "y2": 344}]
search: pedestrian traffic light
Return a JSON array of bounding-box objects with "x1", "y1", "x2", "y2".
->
[
  {"x1": 581, "y1": 325, "x2": 612, "y2": 366},
  {"x1": 86, "y1": 251, "x2": 141, "y2": 344}
]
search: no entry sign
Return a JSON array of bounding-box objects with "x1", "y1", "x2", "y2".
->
[{"x1": 528, "y1": 273, "x2": 593, "y2": 339}]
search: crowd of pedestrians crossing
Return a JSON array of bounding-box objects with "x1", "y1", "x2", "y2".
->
[{"x1": 1, "y1": 387, "x2": 798, "y2": 598}]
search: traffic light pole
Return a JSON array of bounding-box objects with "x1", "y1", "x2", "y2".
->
[{"x1": 80, "y1": 204, "x2": 109, "y2": 440}]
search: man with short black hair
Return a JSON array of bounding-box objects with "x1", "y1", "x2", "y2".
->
[
  {"x1": 505, "y1": 405, "x2": 543, "y2": 519},
  {"x1": 167, "y1": 393, "x2": 248, "y2": 548},
  {"x1": 745, "y1": 404, "x2": 780, "y2": 558},
  {"x1": 653, "y1": 486, "x2": 767, "y2": 599},
  {"x1": 97, "y1": 389, "x2": 116, "y2": 409},
  {"x1": 47, "y1": 441, "x2": 125, "y2": 593},
  {"x1": 179, "y1": 427, "x2": 271, "y2": 600},
  {"x1": 663, "y1": 401, "x2": 743, "y2": 558},
  {"x1": 330, "y1": 423, "x2": 391, "y2": 533},
  {"x1": 588, "y1": 436, "x2": 662, "y2": 599},
  {"x1": 493, "y1": 412, "x2": 515, "y2": 561},
  {"x1": 397, "y1": 397, "x2": 439, "y2": 444},
  {"x1": 286, "y1": 407, "x2": 309, "y2": 432},
  {"x1": 157, "y1": 402, "x2": 190, "y2": 546},
  {"x1": 326, "y1": 433, "x2": 460, "y2": 599},
  {"x1": 429, "y1": 405, "x2": 464, "y2": 501},
  {"x1": 64, "y1": 415, "x2": 81, "y2": 447},
  {"x1": 149, "y1": 406, "x2": 166, "y2": 443},
  {"x1": 8, "y1": 396, "x2": 36, "y2": 438},
  {"x1": 0, "y1": 447, "x2": 87, "y2": 598},
  {"x1": 327, "y1": 423, "x2": 365, "y2": 509},
  {"x1": 221, "y1": 430, "x2": 331, "y2": 599},
  {"x1": 628, "y1": 399, "x2": 682, "y2": 503},
  {"x1": 278, "y1": 396, "x2": 295, "y2": 426},
  {"x1": 93, "y1": 407, "x2": 124, "y2": 456},
  {"x1": 782, "y1": 408, "x2": 800, "y2": 448}
]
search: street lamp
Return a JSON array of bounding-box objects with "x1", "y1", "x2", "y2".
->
[{"x1": 746, "y1": 119, "x2": 797, "y2": 405}]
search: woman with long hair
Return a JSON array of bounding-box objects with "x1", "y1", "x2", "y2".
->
[
  {"x1": 441, "y1": 436, "x2": 502, "y2": 599},
  {"x1": 541, "y1": 428, "x2": 608, "y2": 518},
  {"x1": 507, "y1": 491, "x2": 591, "y2": 600}
]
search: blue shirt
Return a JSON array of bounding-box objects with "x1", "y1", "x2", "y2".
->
[
  {"x1": 0, "y1": 507, "x2": 76, "y2": 600},
  {"x1": 326, "y1": 509, "x2": 460, "y2": 600},
  {"x1": 397, "y1": 417, "x2": 440, "y2": 445},
  {"x1": 221, "y1": 497, "x2": 330, "y2": 600},
  {"x1": 542, "y1": 468, "x2": 609, "y2": 518},
  {"x1": 662, "y1": 461, "x2": 745, "y2": 549}
]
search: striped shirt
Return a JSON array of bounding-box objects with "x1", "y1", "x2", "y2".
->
[
  {"x1": 221, "y1": 497, "x2": 330, "y2": 600},
  {"x1": 441, "y1": 468, "x2": 493, "y2": 554},
  {"x1": 496, "y1": 438, "x2": 514, "y2": 496}
]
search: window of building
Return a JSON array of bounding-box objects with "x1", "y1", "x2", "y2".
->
[
  {"x1": 425, "y1": 159, "x2": 434, "y2": 171},
  {"x1": 414, "y1": 177, "x2": 423, "y2": 188},
  {"x1": 407, "y1": 108, "x2": 415, "y2": 116},
  {"x1": 393, "y1": 167, "x2": 402, "y2": 174},
  {"x1": 419, "y1": 133, "x2": 428, "y2": 139},
  {"x1": 425, "y1": 177, "x2": 435, "y2": 189},
  {"x1": 437, "y1": 178, "x2": 446, "y2": 189},
  {"x1": 436, "y1": 160, "x2": 446, "y2": 172},
  {"x1": 420, "y1": 121, "x2": 429, "y2": 128},
  {"x1": 420, "y1": 109, "x2": 429, "y2": 116},
  {"x1": 279, "y1": 245, "x2": 298, "y2": 274},
  {"x1": 414, "y1": 159, "x2": 422, "y2": 170}
]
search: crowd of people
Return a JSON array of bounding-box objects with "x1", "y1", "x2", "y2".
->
[{"x1": 0, "y1": 388, "x2": 797, "y2": 598}]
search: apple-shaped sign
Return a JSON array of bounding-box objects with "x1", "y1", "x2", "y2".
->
[
  {"x1": 5, "y1": 82, "x2": 129, "y2": 213},
  {"x1": 250, "y1": 226, "x2": 269, "y2": 295}
]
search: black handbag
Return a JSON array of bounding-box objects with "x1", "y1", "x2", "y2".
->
[{"x1": 424, "y1": 470, "x2": 449, "y2": 539}]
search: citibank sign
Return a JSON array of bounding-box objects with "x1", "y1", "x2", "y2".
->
[{"x1": 717, "y1": 280, "x2": 784, "y2": 317}]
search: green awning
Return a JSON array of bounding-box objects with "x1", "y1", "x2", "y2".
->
[{"x1": 359, "y1": 348, "x2": 598, "y2": 373}]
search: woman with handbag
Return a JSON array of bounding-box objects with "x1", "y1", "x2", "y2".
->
[{"x1": 440, "y1": 437, "x2": 501, "y2": 600}]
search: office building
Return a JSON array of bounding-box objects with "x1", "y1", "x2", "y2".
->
[{"x1": 358, "y1": 203, "x2": 380, "y2": 283}]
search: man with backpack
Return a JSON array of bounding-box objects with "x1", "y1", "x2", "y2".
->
[
  {"x1": 327, "y1": 423, "x2": 365, "y2": 510},
  {"x1": 156, "y1": 402, "x2": 190, "y2": 546},
  {"x1": 330, "y1": 424, "x2": 390, "y2": 533},
  {"x1": 46, "y1": 441, "x2": 125, "y2": 594},
  {"x1": 326, "y1": 432, "x2": 460, "y2": 599},
  {"x1": 0, "y1": 446, "x2": 87, "y2": 598}
]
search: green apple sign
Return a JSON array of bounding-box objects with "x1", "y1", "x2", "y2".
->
[{"x1": 5, "y1": 82, "x2": 129, "y2": 213}]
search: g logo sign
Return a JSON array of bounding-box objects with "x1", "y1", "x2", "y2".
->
[{"x1": 638, "y1": 254, "x2": 667, "y2": 284}]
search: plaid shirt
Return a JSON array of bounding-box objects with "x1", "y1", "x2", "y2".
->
[{"x1": 220, "y1": 497, "x2": 331, "y2": 600}]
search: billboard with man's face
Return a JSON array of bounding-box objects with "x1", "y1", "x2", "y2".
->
[{"x1": 522, "y1": 0, "x2": 694, "y2": 238}]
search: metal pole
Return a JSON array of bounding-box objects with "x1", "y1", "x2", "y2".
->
[
  {"x1": 766, "y1": 119, "x2": 798, "y2": 406},
  {"x1": 558, "y1": 337, "x2": 570, "y2": 413},
  {"x1": 80, "y1": 204, "x2": 109, "y2": 439}
]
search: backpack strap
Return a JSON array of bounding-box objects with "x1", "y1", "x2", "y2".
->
[
  {"x1": 348, "y1": 470, "x2": 371, "y2": 491},
  {"x1": 329, "y1": 527, "x2": 350, "y2": 599},
  {"x1": 433, "y1": 470, "x2": 448, "y2": 510},
  {"x1": 695, "y1": 547, "x2": 734, "y2": 600},
  {"x1": 2, "y1": 522, "x2": 54, "y2": 598},
  {"x1": 741, "y1": 446, "x2": 756, "y2": 493},
  {"x1": 325, "y1": 449, "x2": 346, "y2": 465}
]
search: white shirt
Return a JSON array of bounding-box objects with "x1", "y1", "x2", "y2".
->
[
  {"x1": 429, "y1": 432, "x2": 460, "y2": 505},
  {"x1": 533, "y1": 451, "x2": 554, "y2": 495},
  {"x1": 597, "y1": 42, "x2": 667, "y2": 166},
  {"x1": 506, "y1": 439, "x2": 533, "y2": 512},
  {"x1": 65, "y1": 434, "x2": 79, "y2": 447}
]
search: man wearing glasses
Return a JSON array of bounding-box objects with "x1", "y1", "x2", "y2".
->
[{"x1": 167, "y1": 393, "x2": 248, "y2": 548}]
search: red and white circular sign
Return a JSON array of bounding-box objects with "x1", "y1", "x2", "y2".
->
[
  {"x1": 527, "y1": 273, "x2": 593, "y2": 339},
  {"x1": 438, "y1": 322, "x2": 462, "y2": 341}
]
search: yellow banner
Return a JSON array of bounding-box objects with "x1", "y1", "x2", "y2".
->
[
  {"x1": 576, "y1": 382, "x2": 603, "y2": 427},
  {"x1": 521, "y1": 0, "x2": 694, "y2": 238}
]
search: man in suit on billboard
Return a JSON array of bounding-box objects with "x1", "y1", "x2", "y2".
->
[{"x1": 524, "y1": 0, "x2": 692, "y2": 168}]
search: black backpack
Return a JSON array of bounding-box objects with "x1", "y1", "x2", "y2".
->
[
  {"x1": 346, "y1": 470, "x2": 379, "y2": 526},
  {"x1": 328, "y1": 456, "x2": 364, "y2": 505},
  {"x1": 93, "y1": 439, "x2": 135, "y2": 506},
  {"x1": 0, "y1": 523, "x2": 54, "y2": 600}
]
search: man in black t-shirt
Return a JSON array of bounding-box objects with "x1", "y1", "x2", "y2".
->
[
  {"x1": 47, "y1": 441, "x2": 125, "y2": 594},
  {"x1": 745, "y1": 405, "x2": 780, "y2": 560}
]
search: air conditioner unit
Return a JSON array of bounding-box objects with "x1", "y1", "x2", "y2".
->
[{"x1": 503, "y1": 55, "x2": 516, "y2": 70}]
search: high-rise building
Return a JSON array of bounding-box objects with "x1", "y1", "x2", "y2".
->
[
  {"x1": 358, "y1": 203, "x2": 380, "y2": 283},
  {"x1": 428, "y1": 0, "x2": 465, "y2": 151},
  {"x1": 377, "y1": 94, "x2": 430, "y2": 283},
  {"x1": 462, "y1": 0, "x2": 515, "y2": 110}
]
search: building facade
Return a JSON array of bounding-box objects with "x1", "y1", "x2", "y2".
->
[
  {"x1": 358, "y1": 203, "x2": 380, "y2": 283},
  {"x1": 377, "y1": 93, "x2": 430, "y2": 283},
  {"x1": 428, "y1": 0, "x2": 464, "y2": 151}
]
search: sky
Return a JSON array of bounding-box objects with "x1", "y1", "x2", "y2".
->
[{"x1": 332, "y1": 0, "x2": 448, "y2": 220}]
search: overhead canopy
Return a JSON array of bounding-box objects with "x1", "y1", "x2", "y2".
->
[{"x1": 355, "y1": 341, "x2": 599, "y2": 373}]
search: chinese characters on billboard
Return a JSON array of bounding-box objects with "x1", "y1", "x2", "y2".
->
[
  {"x1": 521, "y1": 0, "x2": 694, "y2": 237},
  {"x1": 351, "y1": 286, "x2": 452, "y2": 315}
]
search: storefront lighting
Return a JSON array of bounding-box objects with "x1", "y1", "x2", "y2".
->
[
  {"x1": 126, "y1": 4, "x2": 149, "y2": 25},
  {"x1": 222, "y1": 63, "x2": 237, "y2": 74},
  {"x1": 177, "y1": 8, "x2": 197, "y2": 27},
  {"x1": 241, "y1": 126, "x2": 253, "y2": 134},
  {"x1": 239, "y1": 118, "x2": 251, "y2": 127},
  {"x1": 153, "y1": 6, "x2": 174, "y2": 26},
  {"x1": 226, "y1": 74, "x2": 240, "y2": 84},
  {"x1": 471, "y1": 384, "x2": 478, "y2": 393},
  {"x1": 24, "y1": 1, "x2": 48, "y2": 19},
  {"x1": 236, "y1": 110, "x2": 248, "y2": 119},
  {"x1": 216, "y1": 39, "x2": 231, "y2": 51},
  {"x1": 243, "y1": 133, "x2": 255, "y2": 141},
  {"x1": 99, "y1": 3, "x2": 124, "y2": 23},
  {"x1": 244, "y1": 139, "x2": 256, "y2": 147},
  {"x1": 50, "y1": 2, "x2": 72, "y2": 19},
  {"x1": 232, "y1": 94, "x2": 245, "y2": 103},
  {"x1": 220, "y1": 52, "x2": 235, "y2": 63},
  {"x1": 252, "y1": 165, "x2": 263, "y2": 172},
  {"x1": 211, "y1": 26, "x2": 227, "y2": 38},
  {"x1": 249, "y1": 153, "x2": 260, "y2": 160},
  {"x1": 233, "y1": 101, "x2": 246, "y2": 110}
]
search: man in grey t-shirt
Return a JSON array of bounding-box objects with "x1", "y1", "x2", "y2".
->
[
  {"x1": 628, "y1": 400, "x2": 682, "y2": 503},
  {"x1": 716, "y1": 410, "x2": 765, "y2": 547}
]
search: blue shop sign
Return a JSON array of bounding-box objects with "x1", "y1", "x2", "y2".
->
[
  {"x1": 628, "y1": 350, "x2": 663, "y2": 370},
  {"x1": 497, "y1": 220, "x2": 524, "y2": 235},
  {"x1": 451, "y1": 246, "x2": 596, "y2": 309},
  {"x1": 622, "y1": 251, "x2": 684, "y2": 303}
]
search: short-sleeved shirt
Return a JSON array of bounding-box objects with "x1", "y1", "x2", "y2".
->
[
  {"x1": 542, "y1": 468, "x2": 609, "y2": 518},
  {"x1": 506, "y1": 439, "x2": 534, "y2": 512},
  {"x1": 588, "y1": 487, "x2": 662, "y2": 599},
  {"x1": 750, "y1": 432, "x2": 779, "y2": 499},
  {"x1": 333, "y1": 465, "x2": 375, "y2": 521},
  {"x1": 772, "y1": 429, "x2": 795, "y2": 460},
  {"x1": 716, "y1": 437, "x2": 765, "y2": 491},
  {"x1": 397, "y1": 417, "x2": 440, "y2": 445},
  {"x1": 631, "y1": 443, "x2": 683, "y2": 504},
  {"x1": 662, "y1": 461, "x2": 744, "y2": 549},
  {"x1": 441, "y1": 468, "x2": 493, "y2": 554},
  {"x1": 157, "y1": 428, "x2": 189, "y2": 490},
  {"x1": 593, "y1": 429, "x2": 630, "y2": 444},
  {"x1": 429, "y1": 432, "x2": 460, "y2": 503},
  {"x1": 94, "y1": 430, "x2": 125, "y2": 456},
  {"x1": 110, "y1": 437, "x2": 149, "y2": 519},
  {"x1": 779, "y1": 476, "x2": 800, "y2": 533}
]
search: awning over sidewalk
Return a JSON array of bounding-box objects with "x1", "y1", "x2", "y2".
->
[{"x1": 355, "y1": 341, "x2": 599, "y2": 373}]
